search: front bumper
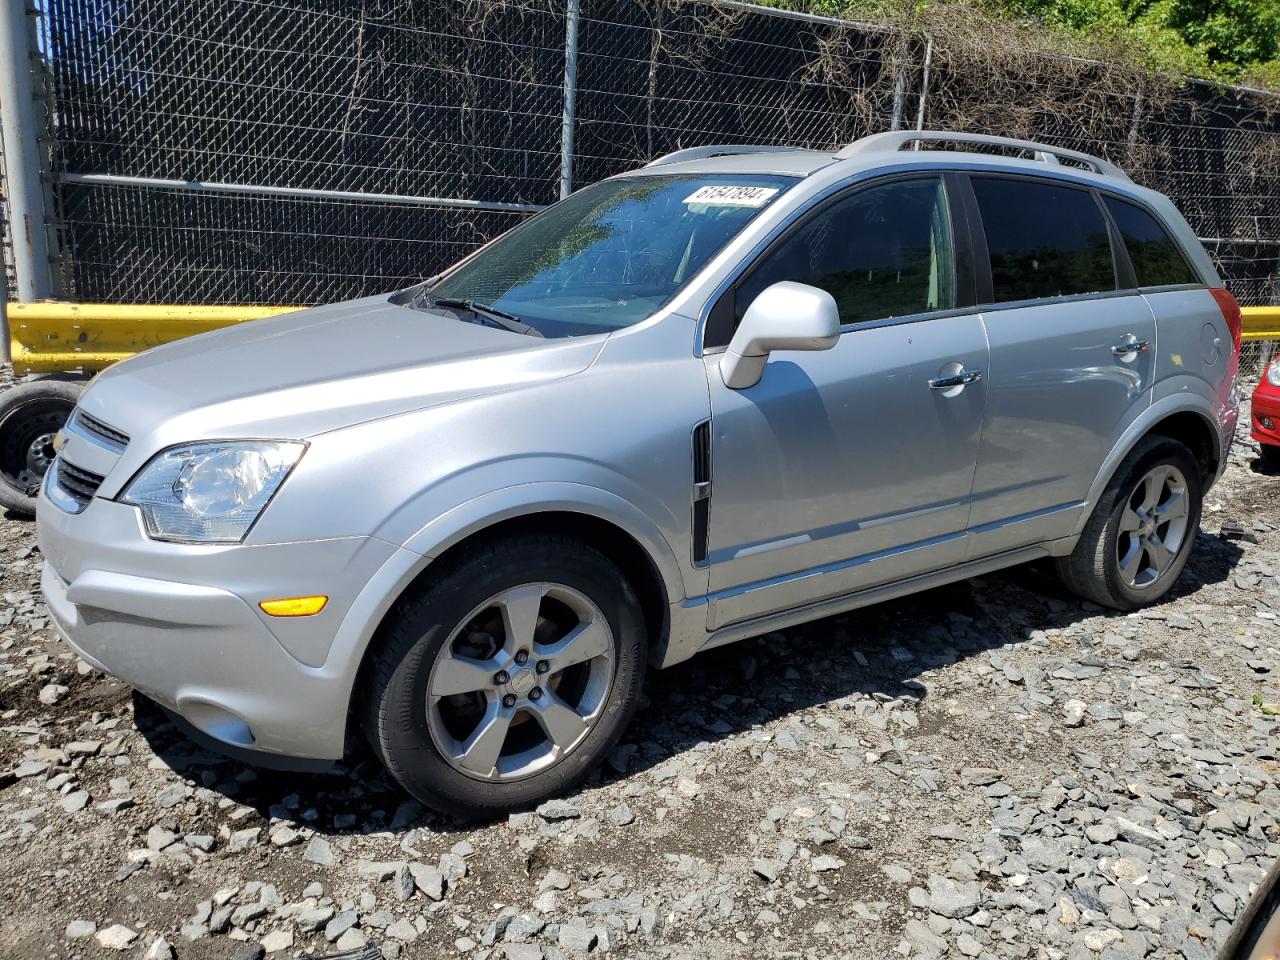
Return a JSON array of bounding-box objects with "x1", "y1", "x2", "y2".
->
[
  {"x1": 38, "y1": 490, "x2": 401, "y2": 760},
  {"x1": 1251, "y1": 387, "x2": 1280, "y2": 449}
]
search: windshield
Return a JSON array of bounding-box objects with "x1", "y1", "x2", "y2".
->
[{"x1": 423, "y1": 174, "x2": 796, "y2": 337}]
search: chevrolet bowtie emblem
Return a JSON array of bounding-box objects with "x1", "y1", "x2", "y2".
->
[{"x1": 52, "y1": 431, "x2": 67, "y2": 453}]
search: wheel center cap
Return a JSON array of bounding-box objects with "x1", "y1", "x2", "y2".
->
[{"x1": 508, "y1": 667, "x2": 536, "y2": 696}]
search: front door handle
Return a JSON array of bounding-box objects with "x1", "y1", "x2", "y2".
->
[
  {"x1": 929, "y1": 368, "x2": 983, "y2": 390},
  {"x1": 1111, "y1": 335, "x2": 1152, "y2": 357}
]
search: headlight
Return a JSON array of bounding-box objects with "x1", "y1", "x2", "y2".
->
[
  {"x1": 121, "y1": 441, "x2": 305, "y2": 542},
  {"x1": 1268, "y1": 357, "x2": 1280, "y2": 388}
]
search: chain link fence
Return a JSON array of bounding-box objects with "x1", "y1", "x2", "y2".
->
[{"x1": 11, "y1": 0, "x2": 1280, "y2": 369}]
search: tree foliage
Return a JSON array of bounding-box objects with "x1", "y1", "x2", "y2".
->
[{"x1": 773, "y1": 0, "x2": 1280, "y2": 88}]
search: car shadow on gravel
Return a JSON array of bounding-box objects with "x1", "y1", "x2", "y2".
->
[
  {"x1": 131, "y1": 528, "x2": 1244, "y2": 836},
  {"x1": 1248, "y1": 452, "x2": 1280, "y2": 476}
]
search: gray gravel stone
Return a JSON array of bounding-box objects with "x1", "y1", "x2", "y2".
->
[
  {"x1": 606, "y1": 802, "x2": 635, "y2": 826},
  {"x1": 927, "y1": 875, "x2": 980, "y2": 919},
  {"x1": 324, "y1": 911, "x2": 358, "y2": 942},
  {"x1": 302, "y1": 835, "x2": 335, "y2": 865},
  {"x1": 335, "y1": 928, "x2": 367, "y2": 950},
  {"x1": 65, "y1": 919, "x2": 96, "y2": 938},
  {"x1": 410, "y1": 862, "x2": 445, "y2": 900},
  {"x1": 535, "y1": 798, "x2": 582, "y2": 821},
  {"x1": 94, "y1": 925, "x2": 137, "y2": 951},
  {"x1": 59, "y1": 790, "x2": 90, "y2": 813},
  {"x1": 753, "y1": 859, "x2": 780, "y2": 882},
  {"x1": 559, "y1": 923, "x2": 599, "y2": 954},
  {"x1": 394, "y1": 862, "x2": 415, "y2": 901}
]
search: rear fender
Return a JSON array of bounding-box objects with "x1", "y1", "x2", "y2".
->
[{"x1": 1072, "y1": 389, "x2": 1223, "y2": 538}]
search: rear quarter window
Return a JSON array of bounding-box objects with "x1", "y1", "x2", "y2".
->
[
  {"x1": 1102, "y1": 196, "x2": 1200, "y2": 288},
  {"x1": 971, "y1": 177, "x2": 1117, "y2": 303}
]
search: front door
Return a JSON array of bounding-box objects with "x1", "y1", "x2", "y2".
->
[{"x1": 702, "y1": 175, "x2": 990, "y2": 629}]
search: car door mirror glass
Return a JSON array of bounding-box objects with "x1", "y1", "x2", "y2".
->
[{"x1": 720, "y1": 281, "x2": 840, "y2": 389}]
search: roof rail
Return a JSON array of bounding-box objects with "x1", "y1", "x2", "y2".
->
[
  {"x1": 837, "y1": 131, "x2": 1131, "y2": 181},
  {"x1": 645, "y1": 144, "x2": 801, "y2": 167}
]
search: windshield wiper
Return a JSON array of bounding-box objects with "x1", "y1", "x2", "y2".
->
[{"x1": 427, "y1": 297, "x2": 544, "y2": 338}]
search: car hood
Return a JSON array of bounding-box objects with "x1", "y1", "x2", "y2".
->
[{"x1": 79, "y1": 295, "x2": 607, "y2": 442}]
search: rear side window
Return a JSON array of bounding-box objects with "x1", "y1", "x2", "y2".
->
[
  {"x1": 971, "y1": 178, "x2": 1116, "y2": 303},
  {"x1": 1102, "y1": 196, "x2": 1199, "y2": 287}
]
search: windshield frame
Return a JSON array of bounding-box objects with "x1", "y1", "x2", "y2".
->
[{"x1": 414, "y1": 172, "x2": 801, "y2": 339}]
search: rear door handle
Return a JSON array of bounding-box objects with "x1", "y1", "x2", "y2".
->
[
  {"x1": 1111, "y1": 335, "x2": 1152, "y2": 357},
  {"x1": 929, "y1": 368, "x2": 983, "y2": 390}
]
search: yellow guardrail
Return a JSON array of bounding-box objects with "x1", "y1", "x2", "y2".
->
[
  {"x1": 1242, "y1": 305, "x2": 1280, "y2": 341},
  {"x1": 5, "y1": 302, "x2": 301, "y2": 374},
  {"x1": 3, "y1": 300, "x2": 1278, "y2": 377}
]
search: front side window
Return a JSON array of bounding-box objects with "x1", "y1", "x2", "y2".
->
[
  {"x1": 971, "y1": 178, "x2": 1116, "y2": 303},
  {"x1": 732, "y1": 177, "x2": 956, "y2": 329},
  {"x1": 424, "y1": 174, "x2": 795, "y2": 338},
  {"x1": 1103, "y1": 196, "x2": 1199, "y2": 288}
]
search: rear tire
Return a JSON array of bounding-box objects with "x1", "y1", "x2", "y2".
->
[
  {"x1": 0, "y1": 379, "x2": 82, "y2": 518},
  {"x1": 361, "y1": 534, "x2": 647, "y2": 819},
  {"x1": 1055, "y1": 436, "x2": 1202, "y2": 610}
]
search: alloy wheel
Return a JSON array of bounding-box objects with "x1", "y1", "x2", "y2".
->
[
  {"x1": 1116, "y1": 463, "x2": 1190, "y2": 589},
  {"x1": 425, "y1": 583, "x2": 615, "y2": 781}
]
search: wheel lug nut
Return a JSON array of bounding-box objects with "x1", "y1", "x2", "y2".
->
[
  {"x1": 515, "y1": 650, "x2": 529, "y2": 665},
  {"x1": 493, "y1": 670, "x2": 509, "y2": 685},
  {"x1": 529, "y1": 687, "x2": 542, "y2": 701},
  {"x1": 536, "y1": 660, "x2": 550, "y2": 675},
  {"x1": 502, "y1": 694, "x2": 517, "y2": 708}
]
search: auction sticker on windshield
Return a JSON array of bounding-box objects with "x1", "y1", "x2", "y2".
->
[{"x1": 683, "y1": 185, "x2": 779, "y2": 207}]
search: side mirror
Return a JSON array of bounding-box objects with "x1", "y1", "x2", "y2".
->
[{"x1": 719, "y1": 281, "x2": 840, "y2": 389}]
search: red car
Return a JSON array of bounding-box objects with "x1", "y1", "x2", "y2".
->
[{"x1": 1253, "y1": 352, "x2": 1280, "y2": 467}]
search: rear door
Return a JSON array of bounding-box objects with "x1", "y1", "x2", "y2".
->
[
  {"x1": 963, "y1": 174, "x2": 1156, "y2": 557},
  {"x1": 1100, "y1": 194, "x2": 1228, "y2": 398}
]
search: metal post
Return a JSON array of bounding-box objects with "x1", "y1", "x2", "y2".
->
[
  {"x1": 559, "y1": 0, "x2": 580, "y2": 200},
  {"x1": 889, "y1": 35, "x2": 909, "y2": 131},
  {"x1": 0, "y1": 0, "x2": 53, "y2": 305},
  {"x1": 1126, "y1": 83, "x2": 1144, "y2": 165},
  {"x1": 914, "y1": 35, "x2": 933, "y2": 135}
]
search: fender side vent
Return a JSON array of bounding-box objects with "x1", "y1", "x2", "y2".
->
[
  {"x1": 691, "y1": 419, "x2": 712, "y2": 564},
  {"x1": 693, "y1": 420, "x2": 711, "y2": 484}
]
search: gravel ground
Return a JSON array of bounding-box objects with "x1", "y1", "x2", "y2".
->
[{"x1": 1, "y1": 362, "x2": 1278, "y2": 960}]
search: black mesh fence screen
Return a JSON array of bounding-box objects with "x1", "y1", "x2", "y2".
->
[{"x1": 20, "y1": 0, "x2": 1280, "y2": 360}]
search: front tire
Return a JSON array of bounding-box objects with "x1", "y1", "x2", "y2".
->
[
  {"x1": 1055, "y1": 436, "x2": 1203, "y2": 610},
  {"x1": 0, "y1": 379, "x2": 82, "y2": 518},
  {"x1": 361, "y1": 535, "x2": 647, "y2": 819}
]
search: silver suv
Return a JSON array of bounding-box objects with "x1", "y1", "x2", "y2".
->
[{"x1": 37, "y1": 131, "x2": 1241, "y2": 817}]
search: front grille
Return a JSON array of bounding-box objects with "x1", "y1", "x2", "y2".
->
[
  {"x1": 56, "y1": 459, "x2": 106, "y2": 507},
  {"x1": 74, "y1": 410, "x2": 130, "y2": 450}
]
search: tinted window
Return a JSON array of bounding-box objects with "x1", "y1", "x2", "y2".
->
[
  {"x1": 972, "y1": 178, "x2": 1116, "y2": 303},
  {"x1": 1103, "y1": 196, "x2": 1198, "y2": 287},
  {"x1": 734, "y1": 177, "x2": 955, "y2": 328},
  {"x1": 427, "y1": 174, "x2": 794, "y2": 338}
]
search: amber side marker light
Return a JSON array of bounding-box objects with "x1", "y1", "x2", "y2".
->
[{"x1": 259, "y1": 596, "x2": 328, "y2": 617}]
